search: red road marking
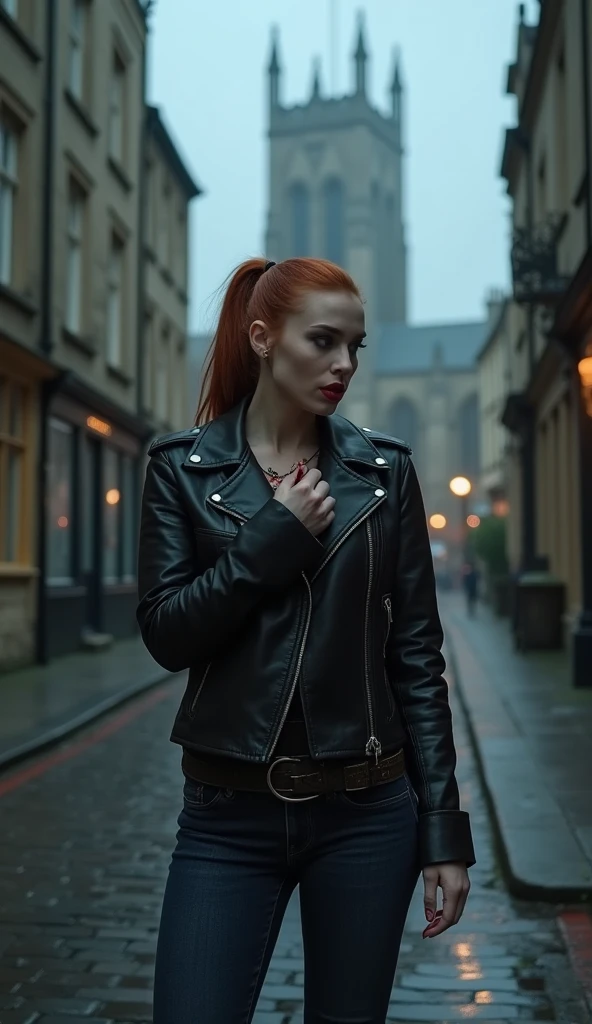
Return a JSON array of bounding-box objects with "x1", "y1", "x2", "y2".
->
[
  {"x1": 0, "y1": 683, "x2": 175, "y2": 799},
  {"x1": 558, "y1": 911, "x2": 592, "y2": 1011}
]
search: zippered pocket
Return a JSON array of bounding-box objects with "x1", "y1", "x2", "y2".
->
[
  {"x1": 382, "y1": 594, "x2": 393, "y2": 655},
  {"x1": 189, "y1": 662, "x2": 212, "y2": 718}
]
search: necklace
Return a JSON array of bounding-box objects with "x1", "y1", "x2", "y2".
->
[{"x1": 264, "y1": 449, "x2": 320, "y2": 490}]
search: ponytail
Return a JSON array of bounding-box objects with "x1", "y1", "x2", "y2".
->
[
  {"x1": 195, "y1": 256, "x2": 360, "y2": 424},
  {"x1": 196, "y1": 258, "x2": 266, "y2": 424}
]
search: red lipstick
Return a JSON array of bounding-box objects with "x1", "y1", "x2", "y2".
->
[{"x1": 320, "y1": 383, "x2": 346, "y2": 403}]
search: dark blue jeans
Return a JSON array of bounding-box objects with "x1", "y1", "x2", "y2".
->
[{"x1": 153, "y1": 771, "x2": 420, "y2": 1024}]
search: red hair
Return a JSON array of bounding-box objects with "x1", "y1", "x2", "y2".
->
[{"x1": 196, "y1": 257, "x2": 361, "y2": 424}]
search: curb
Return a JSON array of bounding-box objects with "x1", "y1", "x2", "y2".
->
[
  {"x1": 446, "y1": 633, "x2": 592, "y2": 904},
  {"x1": 0, "y1": 670, "x2": 174, "y2": 773}
]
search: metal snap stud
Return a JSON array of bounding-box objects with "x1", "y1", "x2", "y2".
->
[
  {"x1": 375, "y1": 457, "x2": 386, "y2": 465},
  {"x1": 211, "y1": 493, "x2": 222, "y2": 502},
  {"x1": 190, "y1": 455, "x2": 201, "y2": 464},
  {"x1": 191, "y1": 427, "x2": 200, "y2": 434},
  {"x1": 375, "y1": 488, "x2": 385, "y2": 497}
]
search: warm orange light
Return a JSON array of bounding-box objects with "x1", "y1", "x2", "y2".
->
[
  {"x1": 578, "y1": 356, "x2": 592, "y2": 415},
  {"x1": 106, "y1": 488, "x2": 120, "y2": 505},
  {"x1": 429, "y1": 514, "x2": 447, "y2": 530},
  {"x1": 87, "y1": 415, "x2": 112, "y2": 437},
  {"x1": 449, "y1": 476, "x2": 472, "y2": 497},
  {"x1": 492, "y1": 499, "x2": 510, "y2": 517},
  {"x1": 467, "y1": 515, "x2": 481, "y2": 529},
  {"x1": 57, "y1": 516, "x2": 69, "y2": 528}
]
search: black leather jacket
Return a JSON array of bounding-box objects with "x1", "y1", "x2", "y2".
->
[{"x1": 137, "y1": 398, "x2": 475, "y2": 868}]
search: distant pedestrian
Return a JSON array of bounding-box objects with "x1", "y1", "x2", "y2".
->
[
  {"x1": 137, "y1": 256, "x2": 475, "y2": 1024},
  {"x1": 462, "y1": 563, "x2": 479, "y2": 617}
]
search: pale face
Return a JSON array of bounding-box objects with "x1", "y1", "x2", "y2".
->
[{"x1": 250, "y1": 290, "x2": 366, "y2": 414}]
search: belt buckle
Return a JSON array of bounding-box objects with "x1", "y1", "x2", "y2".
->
[{"x1": 266, "y1": 757, "x2": 320, "y2": 804}]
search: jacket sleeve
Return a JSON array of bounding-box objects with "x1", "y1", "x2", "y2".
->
[
  {"x1": 136, "y1": 452, "x2": 324, "y2": 673},
  {"x1": 386, "y1": 456, "x2": 475, "y2": 869}
]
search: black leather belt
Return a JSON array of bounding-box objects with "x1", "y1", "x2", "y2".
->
[{"x1": 182, "y1": 748, "x2": 406, "y2": 804}]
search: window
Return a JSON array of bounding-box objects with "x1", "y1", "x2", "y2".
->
[
  {"x1": 0, "y1": 118, "x2": 18, "y2": 287},
  {"x1": 289, "y1": 182, "x2": 310, "y2": 256},
  {"x1": 47, "y1": 418, "x2": 75, "y2": 583},
  {"x1": 65, "y1": 179, "x2": 85, "y2": 334},
  {"x1": 143, "y1": 311, "x2": 154, "y2": 411},
  {"x1": 323, "y1": 178, "x2": 345, "y2": 266},
  {"x1": 68, "y1": 0, "x2": 86, "y2": 101},
  {"x1": 459, "y1": 393, "x2": 480, "y2": 478},
  {"x1": 102, "y1": 447, "x2": 137, "y2": 583},
  {"x1": 155, "y1": 330, "x2": 169, "y2": 421},
  {"x1": 106, "y1": 233, "x2": 124, "y2": 367},
  {"x1": 0, "y1": 376, "x2": 29, "y2": 564},
  {"x1": 109, "y1": 53, "x2": 126, "y2": 164},
  {"x1": 390, "y1": 397, "x2": 419, "y2": 456},
  {"x1": 103, "y1": 446, "x2": 120, "y2": 582},
  {"x1": 121, "y1": 455, "x2": 136, "y2": 581},
  {"x1": 0, "y1": 0, "x2": 18, "y2": 18}
]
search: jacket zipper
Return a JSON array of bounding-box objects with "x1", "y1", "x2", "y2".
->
[
  {"x1": 190, "y1": 661, "x2": 212, "y2": 716},
  {"x1": 311, "y1": 495, "x2": 386, "y2": 582},
  {"x1": 364, "y1": 519, "x2": 382, "y2": 763},
  {"x1": 268, "y1": 572, "x2": 313, "y2": 758},
  {"x1": 207, "y1": 498, "x2": 247, "y2": 527}
]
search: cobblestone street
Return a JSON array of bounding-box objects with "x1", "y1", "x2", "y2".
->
[{"x1": 0, "y1": 669, "x2": 589, "y2": 1024}]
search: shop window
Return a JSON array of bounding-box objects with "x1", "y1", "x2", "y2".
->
[
  {"x1": 0, "y1": 116, "x2": 18, "y2": 287},
  {"x1": 0, "y1": 376, "x2": 30, "y2": 565},
  {"x1": 47, "y1": 418, "x2": 75, "y2": 583},
  {"x1": 102, "y1": 447, "x2": 137, "y2": 582}
]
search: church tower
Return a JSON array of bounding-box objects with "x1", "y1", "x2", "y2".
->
[{"x1": 265, "y1": 14, "x2": 408, "y2": 426}]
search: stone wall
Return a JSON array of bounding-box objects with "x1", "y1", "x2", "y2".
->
[{"x1": 0, "y1": 578, "x2": 35, "y2": 670}]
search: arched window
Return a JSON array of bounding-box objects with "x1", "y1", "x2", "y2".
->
[
  {"x1": 389, "y1": 397, "x2": 419, "y2": 456},
  {"x1": 323, "y1": 178, "x2": 345, "y2": 266},
  {"x1": 459, "y1": 393, "x2": 480, "y2": 477},
  {"x1": 289, "y1": 183, "x2": 310, "y2": 257}
]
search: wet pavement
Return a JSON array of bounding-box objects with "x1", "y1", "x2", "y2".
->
[
  {"x1": 441, "y1": 592, "x2": 592, "y2": 900},
  {"x1": 0, "y1": 667, "x2": 589, "y2": 1023}
]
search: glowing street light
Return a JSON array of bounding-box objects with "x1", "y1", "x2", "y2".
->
[
  {"x1": 429, "y1": 514, "x2": 447, "y2": 530},
  {"x1": 449, "y1": 476, "x2": 472, "y2": 497},
  {"x1": 467, "y1": 515, "x2": 481, "y2": 529}
]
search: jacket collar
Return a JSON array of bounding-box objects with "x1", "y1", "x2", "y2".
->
[
  {"x1": 183, "y1": 396, "x2": 388, "y2": 473},
  {"x1": 183, "y1": 397, "x2": 389, "y2": 566}
]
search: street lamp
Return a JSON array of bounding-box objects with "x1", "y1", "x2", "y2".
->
[
  {"x1": 429, "y1": 514, "x2": 447, "y2": 530},
  {"x1": 449, "y1": 476, "x2": 472, "y2": 558}
]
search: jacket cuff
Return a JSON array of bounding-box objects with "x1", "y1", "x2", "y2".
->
[
  {"x1": 244, "y1": 499, "x2": 324, "y2": 584},
  {"x1": 418, "y1": 810, "x2": 476, "y2": 868}
]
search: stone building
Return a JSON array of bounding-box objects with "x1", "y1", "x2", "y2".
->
[
  {"x1": 264, "y1": 17, "x2": 488, "y2": 561},
  {"x1": 0, "y1": 0, "x2": 200, "y2": 669},
  {"x1": 490, "y1": 0, "x2": 592, "y2": 686}
]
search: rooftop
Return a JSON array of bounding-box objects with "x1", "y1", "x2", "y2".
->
[{"x1": 376, "y1": 320, "x2": 488, "y2": 375}]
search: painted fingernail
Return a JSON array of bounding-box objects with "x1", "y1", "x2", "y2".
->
[{"x1": 425, "y1": 909, "x2": 434, "y2": 922}]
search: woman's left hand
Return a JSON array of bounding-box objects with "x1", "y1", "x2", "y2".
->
[{"x1": 421, "y1": 862, "x2": 470, "y2": 938}]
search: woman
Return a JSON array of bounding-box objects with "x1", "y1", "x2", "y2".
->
[{"x1": 137, "y1": 257, "x2": 475, "y2": 1024}]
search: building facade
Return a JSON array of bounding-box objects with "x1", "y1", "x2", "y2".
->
[
  {"x1": 264, "y1": 17, "x2": 488, "y2": 568},
  {"x1": 494, "y1": 0, "x2": 592, "y2": 685},
  {"x1": 0, "y1": 0, "x2": 200, "y2": 669}
]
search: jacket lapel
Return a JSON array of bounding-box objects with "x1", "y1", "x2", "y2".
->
[{"x1": 180, "y1": 400, "x2": 390, "y2": 554}]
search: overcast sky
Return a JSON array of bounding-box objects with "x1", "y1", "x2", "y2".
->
[{"x1": 148, "y1": 0, "x2": 539, "y2": 334}]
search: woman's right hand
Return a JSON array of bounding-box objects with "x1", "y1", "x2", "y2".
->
[{"x1": 273, "y1": 467, "x2": 335, "y2": 537}]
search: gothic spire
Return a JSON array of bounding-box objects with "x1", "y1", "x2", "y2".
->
[
  {"x1": 353, "y1": 11, "x2": 368, "y2": 96},
  {"x1": 390, "y1": 46, "x2": 403, "y2": 123},
  {"x1": 268, "y1": 26, "x2": 281, "y2": 108},
  {"x1": 311, "y1": 57, "x2": 322, "y2": 99}
]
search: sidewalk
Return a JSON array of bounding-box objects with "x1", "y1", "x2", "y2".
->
[
  {"x1": 441, "y1": 590, "x2": 592, "y2": 901},
  {"x1": 0, "y1": 636, "x2": 173, "y2": 769}
]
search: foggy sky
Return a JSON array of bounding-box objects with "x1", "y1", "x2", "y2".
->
[{"x1": 148, "y1": 0, "x2": 539, "y2": 334}]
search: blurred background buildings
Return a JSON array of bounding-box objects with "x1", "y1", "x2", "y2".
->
[
  {"x1": 2, "y1": 0, "x2": 592, "y2": 690},
  {"x1": 0, "y1": 0, "x2": 200, "y2": 666}
]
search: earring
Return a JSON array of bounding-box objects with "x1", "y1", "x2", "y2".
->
[{"x1": 262, "y1": 349, "x2": 269, "y2": 359}]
